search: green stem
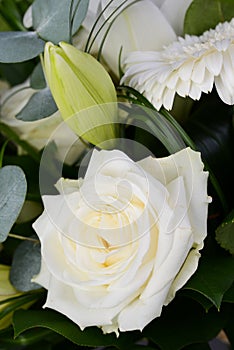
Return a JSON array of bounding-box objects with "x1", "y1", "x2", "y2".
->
[
  {"x1": 0, "y1": 139, "x2": 9, "y2": 168},
  {"x1": 8, "y1": 233, "x2": 39, "y2": 243}
]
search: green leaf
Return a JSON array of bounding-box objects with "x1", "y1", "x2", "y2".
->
[
  {"x1": 3, "y1": 155, "x2": 41, "y2": 201},
  {"x1": 16, "y1": 87, "x2": 57, "y2": 121},
  {"x1": 13, "y1": 309, "x2": 137, "y2": 348},
  {"x1": 32, "y1": 0, "x2": 89, "y2": 44},
  {"x1": 0, "y1": 14, "x2": 12, "y2": 31},
  {"x1": 184, "y1": 0, "x2": 234, "y2": 35},
  {"x1": 223, "y1": 283, "x2": 234, "y2": 303},
  {"x1": 0, "y1": 32, "x2": 45, "y2": 63},
  {"x1": 0, "y1": 0, "x2": 29, "y2": 31},
  {"x1": 144, "y1": 297, "x2": 230, "y2": 350},
  {"x1": 71, "y1": 0, "x2": 90, "y2": 36},
  {"x1": 183, "y1": 255, "x2": 234, "y2": 309},
  {"x1": 0, "y1": 61, "x2": 35, "y2": 86},
  {"x1": 0, "y1": 165, "x2": 27, "y2": 243},
  {"x1": 30, "y1": 63, "x2": 46, "y2": 90},
  {"x1": 179, "y1": 289, "x2": 213, "y2": 312},
  {"x1": 10, "y1": 240, "x2": 41, "y2": 292},
  {"x1": 0, "y1": 327, "x2": 54, "y2": 347},
  {"x1": 216, "y1": 210, "x2": 234, "y2": 254},
  {"x1": 0, "y1": 292, "x2": 43, "y2": 320}
]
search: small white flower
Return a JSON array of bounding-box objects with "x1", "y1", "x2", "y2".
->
[{"x1": 122, "y1": 18, "x2": 234, "y2": 110}]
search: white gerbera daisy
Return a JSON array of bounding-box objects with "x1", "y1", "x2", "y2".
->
[{"x1": 121, "y1": 18, "x2": 234, "y2": 110}]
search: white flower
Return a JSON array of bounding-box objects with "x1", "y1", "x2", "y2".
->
[
  {"x1": 33, "y1": 147, "x2": 210, "y2": 335},
  {"x1": 83, "y1": 0, "x2": 192, "y2": 76},
  {"x1": 122, "y1": 18, "x2": 234, "y2": 110},
  {"x1": 0, "y1": 81, "x2": 86, "y2": 165}
]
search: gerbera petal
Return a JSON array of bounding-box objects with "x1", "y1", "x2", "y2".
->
[{"x1": 122, "y1": 18, "x2": 234, "y2": 109}]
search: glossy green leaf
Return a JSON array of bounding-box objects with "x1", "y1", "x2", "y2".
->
[
  {"x1": 13, "y1": 309, "x2": 139, "y2": 348},
  {"x1": 184, "y1": 0, "x2": 234, "y2": 35},
  {"x1": 223, "y1": 283, "x2": 234, "y2": 303},
  {"x1": 0, "y1": 327, "x2": 54, "y2": 347},
  {"x1": 32, "y1": 0, "x2": 89, "y2": 44},
  {"x1": 13, "y1": 310, "x2": 109, "y2": 347},
  {"x1": 0, "y1": 32, "x2": 45, "y2": 63},
  {"x1": 179, "y1": 289, "x2": 213, "y2": 312},
  {"x1": 16, "y1": 87, "x2": 57, "y2": 121},
  {"x1": 30, "y1": 63, "x2": 46, "y2": 89},
  {"x1": 145, "y1": 297, "x2": 230, "y2": 350},
  {"x1": 0, "y1": 166, "x2": 27, "y2": 243},
  {"x1": 10, "y1": 240, "x2": 41, "y2": 291},
  {"x1": 183, "y1": 255, "x2": 234, "y2": 309},
  {"x1": 216, "y1": 210, "x2": 234, "y2": 255}
]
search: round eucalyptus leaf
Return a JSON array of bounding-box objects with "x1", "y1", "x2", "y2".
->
[
  {"x1": 32, "y1": 0, "x2": 89, "y2": 44},
  {"x1": 0, "y1": 31, "x2": 45, "y2": 63},
  {"x1": 16, "y1": 87, "x2": 57, "y2": 121},
  {"x1": 0, "y1": 165, "x2": 27, "y2": 243},
  {"x1": 30, "y1": 62, "x2": 46, "y2": 89},
  {"x1": 10, "y1": 239, "x2": 42, "y2": 292}
]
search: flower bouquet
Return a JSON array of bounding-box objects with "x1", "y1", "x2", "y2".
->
[{"x1": 0, "y1": 0, "x2": 233, "y2": 349}]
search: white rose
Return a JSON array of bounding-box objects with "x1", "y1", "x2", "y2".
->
[
  {"x1": 0, "y1": 81, "x2": 86, "y2": 165},
  {"x1": 83, "y1": 0, "x2": 193, "y2": 76},
  {"x1": 33, "y1": 147, "x2": 211, "y2": 334}
]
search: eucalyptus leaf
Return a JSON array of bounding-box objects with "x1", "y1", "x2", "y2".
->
[
  {"x1": 30, "y1": 63, "x2": 46, "y2": 89},
  {"x1": 71, "y1": 0, "x2": 90, "y2": 35},
  {"x1": 16, "y1": 87, "x2": 57, "y2": 121},
  {"x1": 0, "y1": 32, "x2": 45, "y2": 63},
  {"x1": 183, "y1": 255, "x2": 234, "y2": 309},
  {"x1": 184, "y1": 0, "x2": 234, "y2": 35},
  {"x1": 32, "y1": 0, "x2": 89, "y2": 44},
  {"x1": 216, "y1": 210, "x2": 234, "y2": 255},
  {"x1": 0, "y1": 61, "x2": 35, "y2": 86},
  {"x1": 10, "y1": 239, "x2": 41, "y2": 291},
  {"x1": 0, "y1": 165, "x2": 27, "y2": 243}
]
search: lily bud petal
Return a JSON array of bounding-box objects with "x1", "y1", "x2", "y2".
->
[{"x1": 43, "y1": 42, "x2": 118, "y2": 147}]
